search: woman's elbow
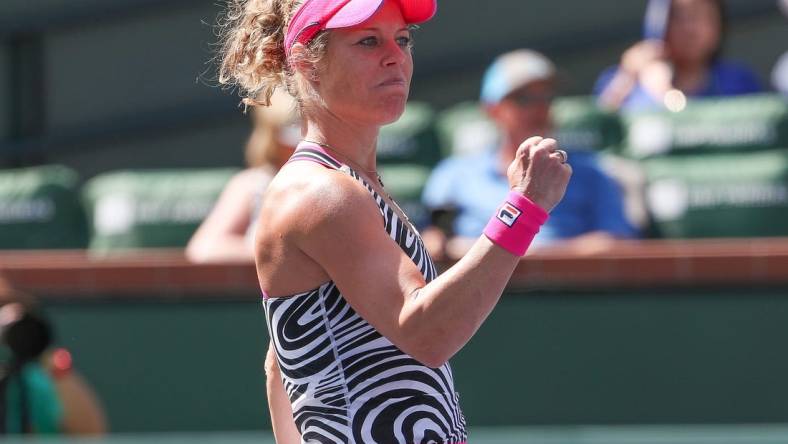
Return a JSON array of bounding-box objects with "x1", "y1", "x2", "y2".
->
[
  {"x1": 405, "y1": 339, "x2": 453, "y2": 369},
  {"x1": 418, "y1": 354, "x2": 449, "y2": 369},
  {"x1": 398, "y1": 314, "x2": 455, "y2": 368}
]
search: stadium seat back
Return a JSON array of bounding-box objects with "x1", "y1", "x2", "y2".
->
[
  {"x1": 644, "y1": 149, "x2": 788, "y2": 238},
  {"x1": 552, "y1": 96, "x2": 624, "y2": 151},
  {"x1": 377, "y1": 102, "x2": 441, "y2": 167},
  {"x1": 377, "y1": 164, "x2": 432, "y2": 228},
  {"x1": 623, "y1": 94, "x2": 788, "y2": 158},
  {"x1": 0, "y1": 165, "x2": 87, "y2": 249},
  {"x1": 435, "y1": 102, "x2": 498, "y2": 158},
  {"x1": 436, "y1": 97, "x2": 623, "y2": 157},
  {"x1": 82, "y1": 168, "x2": 238, "y2": 252}
]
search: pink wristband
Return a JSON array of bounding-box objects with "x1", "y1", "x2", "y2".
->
[{"x1": 483, "y1": 191, "x2": 549, "y2": 256}]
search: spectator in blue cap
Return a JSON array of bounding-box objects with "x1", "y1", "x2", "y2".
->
[{"x1": 421, "y1": 49, "x2": 637, "y2": 260}]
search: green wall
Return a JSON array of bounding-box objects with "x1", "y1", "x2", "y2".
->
[
  {"x1": 47, "y1": 299, "x2": 271, "y2": 432},
  {"x1": 0, "y1": 44, "x2": 9, "y2": 141},
  {"x1": 42, "y1": 287, "x2": 788, "y2": 433}
]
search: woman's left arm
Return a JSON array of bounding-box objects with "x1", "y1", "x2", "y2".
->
[{"x1": 265, "y1": 341, "x2": 301, "y2": 444}]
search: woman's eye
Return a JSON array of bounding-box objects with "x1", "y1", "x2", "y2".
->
[
  {"x1": 396, "y1": 36, "x2": 413, "y2": 48},
  {"x1": 358, "y1": 36, "x2": 379, "y2": 47}
]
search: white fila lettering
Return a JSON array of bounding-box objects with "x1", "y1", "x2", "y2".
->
[{"x1": 497, "y1": 202, "x2": 522, "y2": 227}]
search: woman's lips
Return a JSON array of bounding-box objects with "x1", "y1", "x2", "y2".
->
[{"x1": 379, "y1": 77, "x2": 406, "y2": 87}]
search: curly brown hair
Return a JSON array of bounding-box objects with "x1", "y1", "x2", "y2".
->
[{"x1": 217, "y1": 0, "x2": 330, "y2": 108}]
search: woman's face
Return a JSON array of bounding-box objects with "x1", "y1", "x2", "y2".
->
[
  {"x1": 312, "y1": 0, "x2": 413, "y2": 126},
  {"x1": 666, "y1": 0, "x2": 722, "y2": 65}
]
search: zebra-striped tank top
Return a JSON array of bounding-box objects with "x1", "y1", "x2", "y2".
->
[{"x1": 263, "y1": 142, "x2": 467, "y2": 444}]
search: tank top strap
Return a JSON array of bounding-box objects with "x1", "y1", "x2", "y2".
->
[{"x1": 287, "y1": 141, "x2": 343, "y2": 170}]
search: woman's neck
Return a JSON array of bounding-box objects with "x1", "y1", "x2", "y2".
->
[{"x1": 304, "y1": 113, "x2": 379, "y2": 173}]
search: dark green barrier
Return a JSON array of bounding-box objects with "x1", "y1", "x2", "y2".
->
[
  {"x1": 0, "y1": 165, "x2": 87, "y2": 249},
  {"x1": 46, "y1": 299, "x2": 269, "y2": 432},
  {"x1": 41, "y1": 287, "x2": 788, "y2": 433},
  {"x1": 82, "y1": 169, "x2": 238, "y2": 253}
]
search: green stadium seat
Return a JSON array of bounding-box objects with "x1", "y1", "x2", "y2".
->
[
  {"x1": 552, "y1": 95, "x2": 623, "y2": 151},
  {"x1": 0, "y1": 165, "x2": 87, "y2": 249},
  {"x1": 82, "y1": 168, "x2": 239, "y2": 252},
  {"x1": 377, "y1": 163, "x2": 432, "y2": 227},
  {"x1": 623, "y1": 94, "x2": 788, "y2": 158},
  {"x1": 436, "y1": 97, "x2": 623, "y2": 157},
  {"x1": 377, "y1": 102, "x2": 441, "y2": 167},
  {"x1": 435, "y1": 101, "x2": 498, "y2": 157},
  {"x1": 644, "y1": 148, "x2": 788, "y2": 238}
]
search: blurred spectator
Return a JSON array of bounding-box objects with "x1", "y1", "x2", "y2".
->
[
  {"x1": 422, "y1": 49, "x2": 637, "y2": 260},
  {"x1": 594, "y1": 0, "x2": 762, "y2": 112},
  {"x1": 0, "y1": 277, "x2": 106, "y2": 435},
  {"x1": 186, "y1": 90, "x2": 300, "y2": 263},
  {"x1": 773, "y1": 53, "x2": 788, "y2": 95},
  {"x1": 773, "y1": 0, "x2": 788, "y2": 95}
]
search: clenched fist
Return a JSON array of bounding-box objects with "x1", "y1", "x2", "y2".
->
[{"x1": 507, "y1": 136, "x2": 572, "y2": 213}]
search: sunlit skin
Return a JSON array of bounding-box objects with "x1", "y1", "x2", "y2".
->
[
  {"x1": 274, "y1": 142, "x2": 297, "y2": 168},
  {"x1": 316, "y1": 5, "x2": 414, "y2": 125},
  {"x1": 296, "y1": 1, "x2": 414, "y2": 172}
]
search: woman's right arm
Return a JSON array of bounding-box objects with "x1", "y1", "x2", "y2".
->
[
  {"x1": 265, "y1": 342, "x2": 301, "y2": 444},
  {"x1": 274, "y1": 137, "x2": 570, "y2": 368}
]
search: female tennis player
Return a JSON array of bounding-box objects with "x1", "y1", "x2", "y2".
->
[{"x1": 218, "y1": 0, "x2": 571, "y2": 442}]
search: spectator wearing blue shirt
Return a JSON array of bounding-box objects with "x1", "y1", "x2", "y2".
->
[
  {"x1": 595, "y1": 0, "x2": 762, "y2": 112},
  {"x1": 421, "y1": 50, "x2": 637, "y2": 260}
]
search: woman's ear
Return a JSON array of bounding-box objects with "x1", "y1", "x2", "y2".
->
[{"x1": 290, "y1": 43, "x2": 319, "y2": 82}]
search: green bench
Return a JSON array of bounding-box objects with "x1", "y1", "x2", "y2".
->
[
  {"x1": 0, "y1": 165, "x2": 87, "y2": 249},
  {"x1": 623, "y1": 93, "x2": 788, "y2": 158},
  {"x1": 82, "y1": 169, "x2": 238, "y2": 253},
  {"x1": 644, "y1": 148, "x2": 788, "y2": 238}
]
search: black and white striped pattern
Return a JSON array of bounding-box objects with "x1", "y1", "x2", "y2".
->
[{"x1": 265, "y1": 147, "x2": 466, "y2": 443}]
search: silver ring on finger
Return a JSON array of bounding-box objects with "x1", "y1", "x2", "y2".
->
[{"x1": 554, "y1": 149, "x2": 568, "y2": 164}]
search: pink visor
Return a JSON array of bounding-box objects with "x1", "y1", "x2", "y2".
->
[{"x1": 284, "y1": 0, "x2": 437, "y2": 60}]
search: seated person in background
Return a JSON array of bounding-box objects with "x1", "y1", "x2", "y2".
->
[
  {"x1": 594, "y1": 0, "x2": 762, "y2": 112},
  {"x1": 773, "y1": 0, "x2": 788, "y2": 95},
  {"x1": 0, "y1": 277, "x2": 106, "y2": 435},
  {"x1": 422, "y1": 49, "x2": 636, "y2": 260},
  {"x1": 186, "y1": 90, "x2": 300, "y2": 263}
]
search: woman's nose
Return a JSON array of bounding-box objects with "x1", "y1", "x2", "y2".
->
[{"x1": 382, "y1": 39, "x2": 408, "y2": 66}]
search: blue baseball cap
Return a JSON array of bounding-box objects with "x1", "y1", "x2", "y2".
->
[{"x1": 480, "y1": 49, "x2": 556, "y2": 105}]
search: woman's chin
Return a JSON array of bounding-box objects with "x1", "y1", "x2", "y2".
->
[{"x1": 376, "y1": 96, "x2": 408, "y2": 125}]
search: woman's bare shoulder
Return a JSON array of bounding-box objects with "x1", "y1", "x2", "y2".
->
[{"x1": 262, "y1": 161, "x2": 381, "y2": 235}]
